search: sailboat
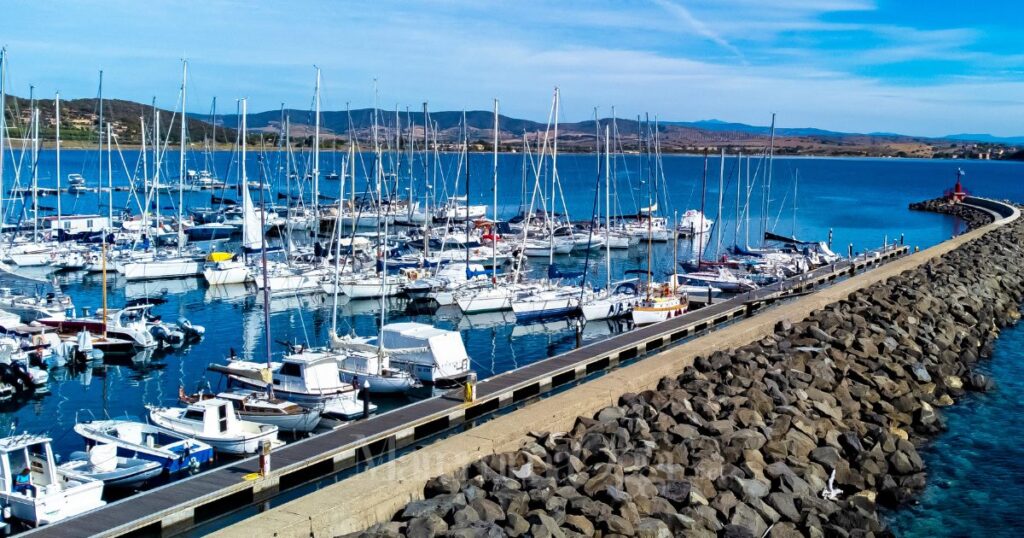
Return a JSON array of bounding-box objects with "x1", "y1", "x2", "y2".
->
[
  {"x1": 510, "y1": 89, "x2": 590, "y2": 322},
  {"x1": 581, "y1": 125, "x2": 642, "y2": 321},
  {"x1": 326, "y1": 161, "x2": 418, "y2": 395},
  {"x1": 202, "y1": 101, "x2": 260, "y2": 286},
  {"x1": 631, "y1": 127, "x2": 687, "y2": 327},
  {"x1": 122, "y1": 62, "x2": 205, "y2": 281}
]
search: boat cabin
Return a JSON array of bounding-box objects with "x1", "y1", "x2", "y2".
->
[
  {"x1": 0, "y1": 434, "x2": 59, "y2": 497},
  {"x1": 274, "y1": 352, "x2": 348, "y2": 394},
  {"x1": 42, "y1": 215, "x2": 110, "y2": 234},
  {"x1": 182, "y1": 399, "x2": 242, "y2": 436}
]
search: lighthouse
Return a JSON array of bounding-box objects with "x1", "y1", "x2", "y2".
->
[{"x1": 948, "y1": 168, "x2": 967, "y2": 204}]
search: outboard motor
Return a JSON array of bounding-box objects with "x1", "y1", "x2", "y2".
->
[{"x1": 178, "y1": 318, "x2": 205, "y2": 341}]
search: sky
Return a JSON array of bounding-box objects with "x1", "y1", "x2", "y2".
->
[{"x1": 2, "y1": 0, "x2": 1023, "y2": 137}]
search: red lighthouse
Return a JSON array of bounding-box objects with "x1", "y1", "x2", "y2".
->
[{"x1": 947, "y1": 168, "x2": 967, "y2": 204}]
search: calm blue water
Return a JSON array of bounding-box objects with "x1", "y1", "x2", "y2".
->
[
  {"x1": 1, "y1": 148, "x2": 1023, "y2": 532},
  {"x1": 887, "y1": 322, "x2": 1024, "y2": 537}
]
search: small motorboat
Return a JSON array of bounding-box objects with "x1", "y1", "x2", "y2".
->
[
  {"x1": 57, "y1": 444, "x2": 162, "y2": 488},
  {"x1": 180, "y1": 388, "x2": 322, "y2": 433},
  {"x1": 148, "y1": 398, "x2": 284, "y2": 455},
  {"x1": 0, "y1": 433, "x2": 105, "y2": 526},
  {"x1": 73, "y1": 420, "x2": 213, "y2": 475}
]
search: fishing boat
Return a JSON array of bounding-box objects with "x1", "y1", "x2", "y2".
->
[
  {"x1": 148, "y1": 398, "x2": 283, "y2": 455},
  {"x1": 74, "y1": 420, "x2": 214, "y2": 474},
  {"x1": 0, "y1": 434, "x2": 106, "y2": 526},
  {"x1": 57, "y1": 444, "x2": 162, "y2": 489},
  {"x1": 179, "y1": 388, "x2": 322, "y2": 433}
]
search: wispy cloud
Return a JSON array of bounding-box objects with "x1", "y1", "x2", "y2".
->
[{"x1": 651, "y1": 0, "x2": 746, "y2": 61}]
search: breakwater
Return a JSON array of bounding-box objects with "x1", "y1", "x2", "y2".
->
[
  {"x1": 909, "y1": 197, "x2": 994, "y2": 229},
  {"x1": 339, "y1": 201, "x2": 1022, "y2": 537}
]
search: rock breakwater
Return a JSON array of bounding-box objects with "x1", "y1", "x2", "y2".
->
[
  {"x1": 357, "y1": 212, "x2": 1023, "y2": 538},
  {"x1": 909, "y1": 198, "x2": 993, "y2": 230}
]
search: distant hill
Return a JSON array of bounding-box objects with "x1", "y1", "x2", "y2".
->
[
  {"x1": 944, "y1": 133, "x2": 1024, "y2": 145},
  {"x1": 5, "y1": 94, "x2": 1022, "y2": 159}
]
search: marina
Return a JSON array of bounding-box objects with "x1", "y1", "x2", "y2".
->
[{"x1": 27, "y1": 242, "x2": 911, "y2": 537}]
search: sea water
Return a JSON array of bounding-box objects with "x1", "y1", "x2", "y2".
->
[{"x1": 0, "y1": 150, "x2": 1022, "y2": 529}]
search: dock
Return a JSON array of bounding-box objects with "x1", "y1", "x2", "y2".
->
[{"x1": 28, "y1": 244, "x2": 911, "y2": 537}]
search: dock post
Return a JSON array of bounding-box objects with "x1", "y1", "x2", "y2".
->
[
  {"x1": 363, "y1": 380, "x2": 371, "y2": 418},
  {"x1": 259, "y1": 439, "x2": 272, "y2": 476},
  {"x1": 464, "y1": 372, "x2": 477, "y2": 403}
]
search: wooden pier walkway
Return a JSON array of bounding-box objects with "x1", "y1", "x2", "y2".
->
[{"x1": 28, "y1": 245, "x2": 909, "y2": 538}]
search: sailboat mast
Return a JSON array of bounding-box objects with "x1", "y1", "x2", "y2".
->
[
  {"x1": 422, "y1": 102, "x2": 430, "y2": 258},
  {"x1": 31, "y1": 107, "x2": 39, "y2": 241},
  {"x1": 178, "y1": 60, "x2": 187, "y2": 253},
  {"x1": 140, "y1": 116, "x2": 149, "y2": 232},
  {"x1": 0, "y1": 48, "x2": 6, "y2": 230},
  {"x1": 463, "y1": 110, "x2": 470, "y2": 269},
  {"x1": 97, "y1": 71, "x2": 104, "y2": 213},
  {"x1": 762, "y1": 113, "x2": 776, "y2": 245},
  {"x1": 107, "y1": 124, "x2": 112, "y2": 225},
  {"x1": 549, "y1": 87, "x2": 559, "y2": 266},
  {"x1": 604, "y1": 124, "x2": 611, "y2": 292},
  {"x1": 331, "y1": 157, "x2": 346, "y2": 337},
  {"x1": 697, "y1": 149, "x2": 708, "y2": 264},
  {"x1": 491, "y1": 99, "x2": 499, "y2": 284},
  {"x1": 644, "y1": 121, "x2": 653, "y2": 300},
  {"x1": 55, "y1": 93, "x2": 62, "y2": 233},
  {"x1": 153, "y1": 98, "x2": 161, "y2": 231},
  {"x1": 313, "y1": 67, "x2": 321, "y2": 220},
  {"x1": 734, "y1": 152, "x2": 741, "y2": 248},
  {"x1": 716, "y1": 148, "x2": 724, "y2": 256}
]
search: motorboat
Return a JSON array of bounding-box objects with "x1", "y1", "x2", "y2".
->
[
  {"x1": 73, "y1": 420, "x2": 214, "y2": 475},
  {"x1": 57, "y1": 444, "x2": 162, "y2": 489},
  {"x1": 38, "y1": 305, "x2": 157, "y2": 350},
  {"x1": 0, "y1": 288, "x2": 74, "y2": 323},
  {"x1": 677, "y1": 209, "x2": 713, "y2": 237},
  {"x1": 0, "y1": 434, "x2": 105, "y2": 526},
  {"x1": 148, "y1": 398, "x2": 283, "y2": 455},
  {"x1": 211, "y1": 350, "x2": 370, "y2": 419},
  {"x1": 180, "y1": 388, "x2": 322, "y2": 433}
]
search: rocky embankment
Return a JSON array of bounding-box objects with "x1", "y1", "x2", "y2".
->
[
  {"x1": 909, "y1": 198, "x2": 993, "y2": 230},
  {"x1": 357, "y1": 213, "x2": 1023, "y2": 538}
]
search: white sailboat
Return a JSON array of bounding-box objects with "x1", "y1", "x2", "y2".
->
[
  {"x1": 581, "y1": 126, "x2": 642, "y2": 321},
  {"x1": 203, "y1": 102, "x2": 260, "y2": 286}
]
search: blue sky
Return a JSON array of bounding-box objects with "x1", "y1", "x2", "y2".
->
[{"x1": 3, "y1": 0, "x2": 1023, "y2": 136}]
